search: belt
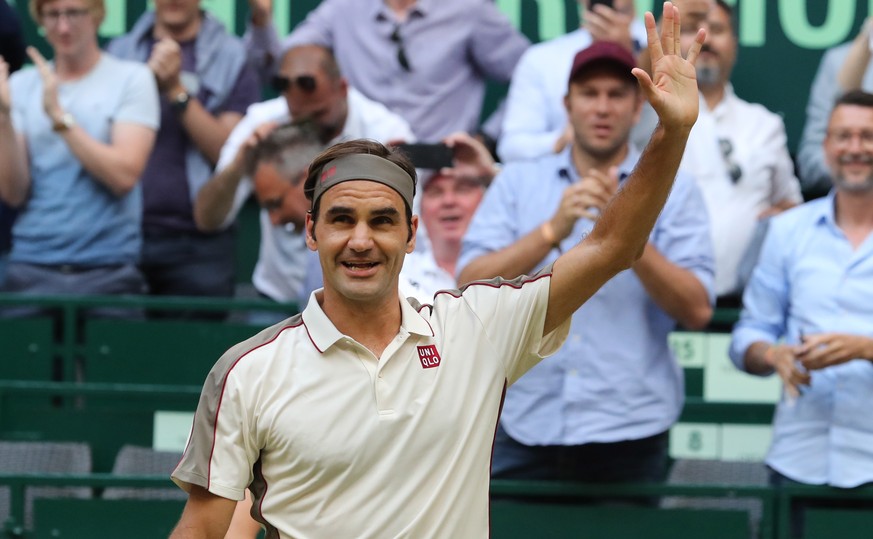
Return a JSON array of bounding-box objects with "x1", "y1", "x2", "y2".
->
[{"x1": 35, "y1": 263, "x2": 126, "y2": 275}]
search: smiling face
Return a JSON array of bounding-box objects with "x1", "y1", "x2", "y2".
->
[
  {"x1": 420, "y1": 174, "x2": 484, "y2": 250},
  {"x1": 565, "y1": 66, "x2": 641, "y2": 161},
  {"x1": 825, "y1": 104, "x2": 873, "y2": 193},
  {"x1": 306, "y1": 180, "x2": 418, "y2": 308}
]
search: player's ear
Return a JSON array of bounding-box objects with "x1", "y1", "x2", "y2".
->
[{"x1": 305, "y1": 213, "x2": 318, "y2": 251}]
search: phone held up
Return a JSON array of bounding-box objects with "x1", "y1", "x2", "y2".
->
[
  {"x1": 396, "y1": 143, "x2": 454, "y2": 170},
  {"x1": 589, "y1": 0, "x2": 614, "y2": 9}
]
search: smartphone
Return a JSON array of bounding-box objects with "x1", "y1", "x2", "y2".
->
[
  {"x1": 396, "y1": 143, "x2": 454, "y2": 170},
  {"x1": 589, "y1": 0, "x2": 614, "y2": 9}
]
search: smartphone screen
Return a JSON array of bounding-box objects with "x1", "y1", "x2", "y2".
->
[
  {"x1": 396, "y1": 143, "x2": 455, "y2": 170},
  {"x1": 589, "y1": 0, "x2": 614, "y2": 9}
]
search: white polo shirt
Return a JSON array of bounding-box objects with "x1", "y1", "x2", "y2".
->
[{"x1": 172, "y1": 269, "x2": 569, "y2": 538}]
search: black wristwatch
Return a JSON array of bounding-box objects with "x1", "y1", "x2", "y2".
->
[{"x1": 171, "y1": 90, "x2": 191, "y2": 114}]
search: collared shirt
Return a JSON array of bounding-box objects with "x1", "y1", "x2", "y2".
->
[
  {"x1": 246, "y1": 0, "x2": 529, "y2": 141},
  {"x1": 684, "y1": 86, "x2": 802, "y2": 296},
  {"x1": 213, "y1": 89, "x2": 414, "y2": 301},
  {"x1": 730, "y1": 193, "x2": 873, "y2": 488},
  {"x1": 497, "y1": 24, "x2": 648, "y2": 162},
  {"x1": 458, "y1": 148, "x2": 714, "y2": 446},
  {"x1": 173, "y1": 272, "x2": 570, "y2": 538}
]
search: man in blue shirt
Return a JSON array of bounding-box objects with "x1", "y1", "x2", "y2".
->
[
  {"x1": 730, "y1": 90, "x2": 873, "y2": 537},
  {"x1": 458, "y1": 41, "x2": 714, "y2": 494}
]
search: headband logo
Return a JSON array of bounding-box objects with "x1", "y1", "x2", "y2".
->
[{"x1": 320, "y1": 166, "x2": 337, "y2": 183}]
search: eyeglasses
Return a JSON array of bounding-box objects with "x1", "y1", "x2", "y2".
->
[
  {"x1": 390, "y1": 25, "x2": 411, "y2": 72},
  {"x1": 718, "y1": 138, "x2": 742, "y2": 184},
  {"x1": 271, "y1": 74, "x2": 317, "y2": 94},
  {"x1": 828, "y1": 129, "x2": 873, "y2": 148},
  {"x1": 42, "y1": 7, "x2": 91, "y2": 26}
]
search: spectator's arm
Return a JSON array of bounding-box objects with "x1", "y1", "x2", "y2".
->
[
  {"x1": 837, "y1": 17, "x2": 873, "y2": 91},
  {"x1": 632, "y1": 243, "x2": 712, "y2": 329}
]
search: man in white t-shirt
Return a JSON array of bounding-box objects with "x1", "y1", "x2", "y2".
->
[
  {"x1": 169, "y1": 8, "x2": 705, "y2": 537},
  {"x1": 192, "y1": 44, "x2": 414, "y2": 303}
]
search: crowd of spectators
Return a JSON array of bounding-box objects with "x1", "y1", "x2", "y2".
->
[{"x1": 2, "y1": 0, "x2": 873, "y2": 535}]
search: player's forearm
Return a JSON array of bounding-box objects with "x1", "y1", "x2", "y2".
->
[
  {"x1": 543, "y1": 125, "x2": 691, "y2": 335},
  {"x1": 194, "y1": 163, "x2": 245, "y2": 232},
  {"x1": 632, "y1": 244, "x2": 712, "y2": 329},
  {"x1": 590, "y1": 125, "x2": 690, "y2": 269}
]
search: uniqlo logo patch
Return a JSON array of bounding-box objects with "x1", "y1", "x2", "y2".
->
[{"x1": 417, "y1": 345, "x2": 441, "y2": 369}]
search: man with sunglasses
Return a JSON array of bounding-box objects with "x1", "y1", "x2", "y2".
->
[
  {"x1": 193, "y1": 45, "x2": 413, "y2": 305},
  {"x1": 107, "y1": 0, "x2": 260, "y2": 319},
  {"x1": 243, "y1": 0, "x2": 529, "y2": 143}
]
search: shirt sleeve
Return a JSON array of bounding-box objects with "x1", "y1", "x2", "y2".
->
[
  {"x1": 497, "y1": 49, "x2": 565, "y2": 162},
  {"x1": 797, "y1": 47, "x2": 846, "y2": 194},
  {"x1": 116, "y1": 63, "x2": 160, "y2": 130},
  {"x1": 458, "y1": 268, "x2": 570, "y2": 385},
  {"x1": 283, "y1": 0, "x2": 337, "y2": 50},
  {"x1": 729, "y1": 217, "x2": 791, "y2": 371},
  {"x1": 172, "y1": 357, "x2": 261, "y2": 500},
  {"x1": 467, "y1": 0, "x2": 530, "y2": 82},
  {"x1": 243, "y1": 20, "x2": 284, "y2": 84},
  {"x1": 219, "y1": 62, "x2": 262, "y2": 116}
]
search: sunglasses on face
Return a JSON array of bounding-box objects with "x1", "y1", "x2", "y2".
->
[{"x1": 271, "y1": 74, "x2": 317, "y2": 94}]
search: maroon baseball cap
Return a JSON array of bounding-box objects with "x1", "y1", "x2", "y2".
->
[{"x1": 568, "y1": 41, "x2": 637, "y2": 85}]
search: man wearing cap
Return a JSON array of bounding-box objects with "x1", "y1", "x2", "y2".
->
[
  {"x1": 459, "y1": 40, "x2": 714, "y2": 493},
  {"x1": 169, "y1": 6, "x2": 705, "y2": 535}
]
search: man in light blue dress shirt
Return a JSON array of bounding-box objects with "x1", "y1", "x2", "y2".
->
[
  {"x1": 730, "y1": 90, "x2": 873, "y2": 537},
  {"x1": 458, "y1": 42, "x2": 714, "y2": 494}
]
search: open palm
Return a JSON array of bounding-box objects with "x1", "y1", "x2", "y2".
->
[{"x1": 632, "y1": 3, "x2": 706, "y2": 132}]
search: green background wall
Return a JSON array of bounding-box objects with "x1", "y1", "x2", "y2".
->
[{"x1": 7, "y1": 0, "x2": 873, "y2": 152}]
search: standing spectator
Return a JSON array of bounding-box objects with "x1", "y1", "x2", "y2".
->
[
  {"x1": 683, "y1": 0, "x2": 802, "y2": 304},
  {"x1": 243, "y1": 0, "x2": 529, "y2": 142},
  {"x1": 0, "y1": 0, "x2": 27, "y2": 286},
  {"x1": 498, "y1": 0, "x2": 647, "y2": 162},
  {"x1": 730, "y1": 90, "x2": 873, "y2": 538},
  {"x1": 194, "y1": 45, "x2": 414, "y2": 305},
  {"x1": 0, "y1": 0, "x2": 158, "y2": 302},
  {"x1": 798, "y1": 19, "x2": 873, "y2": 196},
  {"x1": 458, "y1": 42, "x2": 714, "y2": 495},
  {"x1": 107, "y1": 0, "x2": 260, "y2": 318}
]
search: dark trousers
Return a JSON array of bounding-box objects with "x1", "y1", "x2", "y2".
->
[
  {"x1": 492, "y1": 425, "x2": 669, "y2": 506},
  {"x1": 140, "y1": 227, "x2": 236, "y2": 320},
  {"x1": 769, "y1": 469, "x2": 873, "y2": 539}
]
